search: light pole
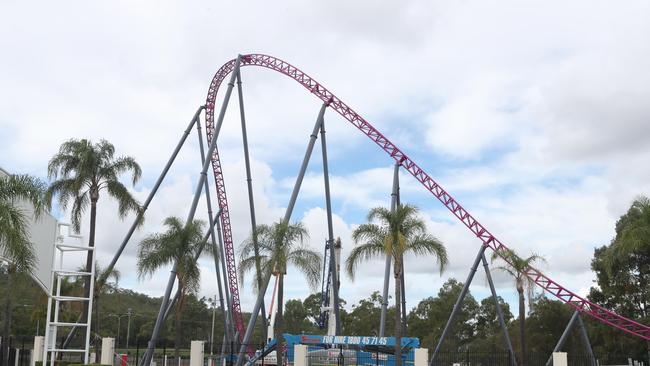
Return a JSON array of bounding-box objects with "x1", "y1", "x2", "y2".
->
[
  {"x1": 108, "y1": 313, "x2": 128, "y2": 347},
  {"x1": 209, "y1": 295, "x2": 216, "y2": 357},
  {"x1": 126, "y1": 308, "x2": 133, "y2": 351}
]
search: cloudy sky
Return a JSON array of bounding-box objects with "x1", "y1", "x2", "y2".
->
[{"x1": 2, "y1": 0, "x2": 650, "y2": 325}]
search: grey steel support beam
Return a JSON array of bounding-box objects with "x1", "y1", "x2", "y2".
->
[
  {"x1": 545, "y1": 310, "x2": 580, "y2": 366},
  {"x1": 430, "y1": 244, "x2": 487, "y2": 366},
  {"x1": 215, "y1": 208, "x2": 236, "y2": 340},
  {"x1": 394, "y1": 164, "x2": 408, "y2": 336},
  {"x1": 103, "y1": 105, "x2": 204, "y2": 281},
  {"x1": 380, "y1": 163, "x2": 401, "y2": 336},
  {"x1": 481, "y1": 254, "x2": 517, "y2": 366},
  {"x1": 196, "y1": 116, "x2": 233, "y2": 347},
  {"x1": 576, "y1": 315, "x2": 597, "y2": 366},
  {"x1": 236, "y1": 70, "x2": 268, "y2": 337},
  {"x1": 544, "y1": 311, "x2": 596, "y2": 366},
  {"x1": 235, "y1": 102, "x2": 329, "y2": 366},
  {"x1": 380, "y1": 253, "x2": 391, "y2": 335},
  {"x1": 319, "y1": 117, "x2": 341, "y2": 335},
  {"x1": 140, "y1": 55, "x2": 242, "y2": 366}
]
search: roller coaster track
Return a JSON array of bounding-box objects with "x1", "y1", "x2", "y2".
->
[{"x1": 204, "y1": 54, "x2": 650, "y2": 342}]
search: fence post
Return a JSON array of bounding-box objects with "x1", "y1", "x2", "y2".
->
[
  {"x1": 293, "y1": 345, "x2": 307, "y2": 366},
  {"x1": 552, "y1": 352, "x2": 568, "y2": 366},
  {"x1": 190, "y1": 341, "x2": 204, "y2": 366},
  {"x1": 101, "y1": 338, "x2": 115, "y2": 365},
  {"x1": 32, "y1": 337, "x2": 44, "y2": 366},
  {"x1": 415, "y1": 349, "x2": 428, "y2": 366}
]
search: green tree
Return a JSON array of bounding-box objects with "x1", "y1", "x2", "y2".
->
[
  {"x1": 137, "y1": 216, "x2": 207, "y2": 359},
  {"x1": 588, "y1": 196, "x2": 650, "y2": 363},
  {"x1": 524, "y1": 296, "x2": 580, "y2": 357},
  {"x1": 491, "y1": 249, "x2": 545, "y2": 366},
  {"x1": 407, "y1": 279, "x2": 478, "y2": 351},
  {"x1": 0, "y1": 173, "x2": 45, "y2": 366},
  {"x1": 472, "y1": 296, "x2": 513, "y2": 351},
  {"x1": 346, "y1": 291, "x2": 390, "y2": 336},
  {"x1": 347, "y1": 204, "x2": 448, "y2": 366},
  {"x1": 238, "y1": 221, "x2": 321, "y2": 366},
  {"x1": 45, "y1": 138, "x2": 142, "y2": 336},
  {"x1": 283, "y1": 299, "x2": 316, "y2": 334}
]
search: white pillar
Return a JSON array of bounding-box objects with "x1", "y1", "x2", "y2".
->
[
  {"x1": 14, "y1": 349, "x2": 20, "y2": 366},
  {"x1": 101, "y1": 338, "x2": 115, "y2": 365},
  {"x1": 414, "y1": 348, "x2": 428, "y2": 366},
  {"x1": 552, "y1": 352, "x2": 568, "y2": 366},
  {"x1": 294, "y1": 345, "x2": 308, "y2": 366},
  {"x1": 32, "y1": 336, "x2": 44, "y2": 366},
  {"x1": 190, "y1": 341, "x2": 204, "y2": 366}
]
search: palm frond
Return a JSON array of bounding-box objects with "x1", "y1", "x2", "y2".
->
[
  {"x1": 345, "y1": 240, "x2": 386, "y2": 281},
  {"x1": 105, "y1": 180, "x2": 141, "y2": 220}
]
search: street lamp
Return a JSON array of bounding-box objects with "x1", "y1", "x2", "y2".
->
[
  {"x1": 108, "y1": 313, "x2": 129, "y2": 347},
  {"x1": 209, "y1": 295, "x2": 217, "y2": 357},
  {"x1": 126, "y1": 308, "x2": 133, "y2": 351}
]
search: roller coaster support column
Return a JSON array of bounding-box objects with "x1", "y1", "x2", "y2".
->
[
  {"x1": 430, "y1": 244, "x2": 487, "y2": 365},
  {"x1": 236, "y1": 70, "x2": 268, "y2": 339},
  {"x1": 380, "y1": 162, "x2": 402, "y2": 336},
  {"x1": 545, "y1": 310, "x2": 596, "y2": 366},
  {"x1": 215, "y1": 210, "x2": 236, "y2": 343},
  {"x1": 577, "y1": 315, "x2": 597, "y2": 366},
  {"x1": 196, "y1": 117, "x2": 234, "y2": 349},
  {"x1": 393, "y1": 162, "x2": 408, "y2": 336},
  {"x1": 104, "y1": 105, "x2": 204, "y2": 279},
  {"x1": 320, "y1": 116, "x2": 341, "y2": 335},
  {"x1": 481, "y1": 254, "x2": 516, "y2": 366},
  {"x1": 236, "y1": 101, "x2": 329, "y2": 366},
  {"x1": 141, "y1": 55, "x2": 242, "y2": 366}
]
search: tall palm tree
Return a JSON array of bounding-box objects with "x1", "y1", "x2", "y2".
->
[
  {"x1": 45, "y1": 138, "x2": 142, "y2": 336},
  {"x1": 346, "y1": 204, "x2": 447, "y2": 366},
  {"x1": 137, "y1": 216, "x2": 207, "y2": 359},
  {"x1": 0, "y1": 173, "x2": 46, "y2": 366},
  {"x1": 238, "y1": 221, "x2": 321, "y2": 366},
  {"x1": 90, "y1": 263, "x2": 120, "y2": 339},
  {"x1": 491, "y1": 249, "x2": 545, "y2": 366}
]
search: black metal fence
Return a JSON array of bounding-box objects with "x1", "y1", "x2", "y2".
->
[
  {"x1": 305, "y1": 348, "x2": 415, "y2": 366},
  {"x1": 432, "y1": 351, "x2": 599, "y2": 366},
  {"x1": 0, "y1": 337, "x2": 34, "y2": 366}
]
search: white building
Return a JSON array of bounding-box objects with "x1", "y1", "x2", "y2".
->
[{"x1": 0, "y1": 166, "x2": 57, "y2": 293}]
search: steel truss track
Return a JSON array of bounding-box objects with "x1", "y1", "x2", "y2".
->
[{"x1": 204, "y1": 54, "x2": 650, "y2": 342}]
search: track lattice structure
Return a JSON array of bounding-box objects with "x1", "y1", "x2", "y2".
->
[{"x1": 204, "y1": 54, "x2": 650, "y2": 342}]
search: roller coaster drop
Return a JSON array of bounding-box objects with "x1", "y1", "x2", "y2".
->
[{"x1": 93, "y1": 54, "x2": 650, "y2": 366}]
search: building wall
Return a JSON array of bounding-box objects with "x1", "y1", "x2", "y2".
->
[{"x1": 0, "y1": 166, "x2": 57, "y2": 293}]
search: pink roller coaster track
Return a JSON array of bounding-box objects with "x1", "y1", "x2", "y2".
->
[{"x1": 204, "y1": 54, "x2": 650, "y2": 342}]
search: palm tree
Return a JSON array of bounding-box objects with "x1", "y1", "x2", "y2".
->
[
  {"x1": 238, "y1": 221, "x2": 321, "y2": 366},
  {"x1": 0, "y1": 173, "x2": 46, "y2": 366},
  {"x1": 491, "y1": 249, "x2": 545, "y2": 366},
  {"x1": 137, "y1": 216, "x2": 207, "y2": 359},
  {"x1": 91, "y1": 263, "x2": 120, "y2": 340},
  {"x1": 45, "y1": 138, "x2": 142, "y2": 336},
  {"x1": 346, "y1": 204, "x2": 447, "y2": 366}
]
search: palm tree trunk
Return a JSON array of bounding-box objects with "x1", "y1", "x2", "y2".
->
[
  {"x1": 394, "y1": 261, "x2": 402, "y2": 366},
  {"x1": 175, "y1": 287, "x2": 184, "y2": 361},
  {"x1": 276, "y1": 274, "x2": 285, "y2": 366},
  {"x1": 1, "y1": 266, "x2": 15, "y2": 366},
  {"x1": 81, "y1": 199, "x2": 98, "y2": 332},
  {"x1": 518, "y1": 288, "x2": 525, "y2": 366}
]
